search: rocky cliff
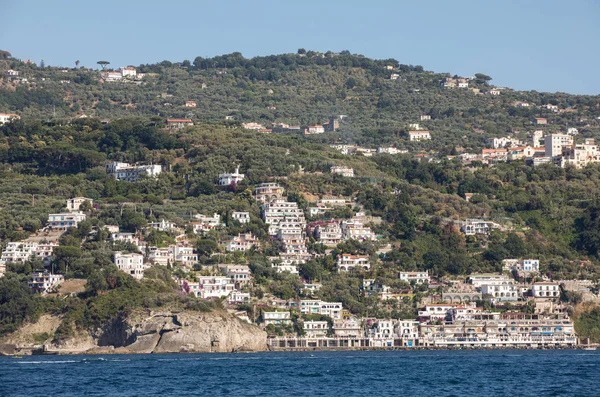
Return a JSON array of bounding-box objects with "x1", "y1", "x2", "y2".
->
[{"x1": 1, "y1": 310, "x2": 268, "y2": 354}]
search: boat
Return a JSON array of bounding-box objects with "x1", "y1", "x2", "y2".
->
[{"x1": 583, "y1": 346, "x2": 596, "y2": 351}]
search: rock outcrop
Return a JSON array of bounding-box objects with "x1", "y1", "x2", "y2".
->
[{"x1": 2, "y1": 310, "x2": 268, "y2": 354}]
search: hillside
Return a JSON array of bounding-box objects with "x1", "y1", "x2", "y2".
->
[{"x1": 1, "y1": 50, "x2": 600, "y2": 344}]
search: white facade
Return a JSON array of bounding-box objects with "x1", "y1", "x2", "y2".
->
[
  {"x1": 224, "y1": 233, "x2": 259, "y2": 252},
  {"x1": 262, "y1": 199, "x2": 306, "y2": 236},
  {"x1": 47, "y1": 212, "x2": 86, "y2": 230},
  {"x1": 195, "y1": 276, "x2": 235, "y2": 299},
  {"x1": 218, "y1": 167, "x2": 245, "y2": 186},
  {"x1": 304, "y1": 125, "x2": 325, "y2": 135},
  {"x1": 468, "y1": 274, "x2": 511, "y2": 288},
  {"x1": 28, "y1": 272, "x2": 64, "y2": 294},
  {"x1": 409, "y1": 131, "x2": 431, "y2": 141},
  {"x1": 1, "y1": 241, "x2": 58, "y2": 266},
  {"x1": 532, "y1": 283, "x2": 560, "y2": 298},
  {"x1": 341, "y1": 219, "x2": 376, "y2": 241},
  {"x1": 114, "y1": 252, "x2": 147, "y2": 280},
  {"x1": 0, "y1": 113, "x2": 20, "y2": 124},
  {"x1": 544, "y1": 134, "x2": 574, "y2": 158},
  {"x1": 330, "y1": 165, "x2": 354, "y2": 177},
  {"x1": 337, "y1": 254, "x2": 370, "y2": 272},
  {"x1": 231, "y1": 211, "x2": 250, "y2": 224},
  {"x1": 399, "y1": 271, "x2": 430, "y2": 284},
  {"x1": 264, "y1": 311, "x2": 292, "y2": 326},
  {"x1": 106, "y1": 161, "x2": 162, "y2": 182},
  {"x1": 66, "y1": 197, "x2": 93, "y2": 212},
  {"x1": 254, "y1": 183, "x2": 285, "y2": 203},
  {"x1": 461, "y1": 219, "x2": 500, "y2": 235},
  {"x1": 481, "y1": 284, "x2": 520, "y2": 301},
  {"x1": 314, "y1": 222, "x2": 343, "y2": 246},
  {"x1": 303, "y1": 321, "x2": 329, "y2": 338}
]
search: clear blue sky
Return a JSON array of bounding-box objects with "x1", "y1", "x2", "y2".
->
[{"x1": 1, "y1": 0, "x2": 599, "y2": 94}]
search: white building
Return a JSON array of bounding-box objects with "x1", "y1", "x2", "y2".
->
[
  {"x1": 409, "y1": 131, "x2": 431, "y2": 141},
  {"x1": 303, "y1": 321, "x2": 329, "y2": 338},
  {"x1": 227, "y1": 292, "x2": 250, "y2": 304},
  {"x1": 172, "y1": 245, "x2": 198, "y2": 267},
  {"x1": 28, "y1": 272, "x2": 64, "y2": 294},
  {"x1": 468, "y1": 274, "x2": 511, "y2": 288},
  {"x1": 114, "y1": 252, "x2": 147, "y2": 280},
  {"x1": 0, "y1": 113, "x2": 20, "y2": 125},
  {"x1": 192, "y1": 213, "x2": 224, "y2": 234},
  {"x1": 532, "y1": 282, "x2": 560, "y2": 298},
  {"x1": 314, "y1": 222, "x2": 343, "y2": 247},
  {"x1": 222, "y1": 264, "x2": 252, "y2": 287},
  {"x1": 330, "y1": 165, "x2": 354, "y2": 177},
  {"x1": 148, "y1": 219, "x2": 177, "y2": 232},
  {"x1": 544, "y1": 134, "x2": 574, "y2": 158},
  {"x1": 304, "y1": 125, "x2": 325, "y2": 135},
  {"x1": 481, "y1": 284, "x2": 520, "y2": 302},
  {"x1": 120, "y1": 66, "x2": 137, "y2": 78},
  {"x1": 242, "y1": 122, "x2": 266, "y2": 130},
  {"x1": 261, "y1": 199, "x2": 305, "y2": 236},
  {"x1": 223, "y1": 233, "x2": 259, "y2": 252},
  {"x1": 110, "y1": 232, "x2": 136, "y2": 243},
  {"x1": 231, "y1": 211, "x2": 250, "y2": 224},
  {"x1": 502, "y1": 259, "x2": 540, "y2": 273},
  {"x1": 254, "y1": 183, "x2": 285, "y2": 203},
  {"x1": 195, "y1": 276, "x2": 235, "y2": 299},
  {"x1": 399, "y1": 271, "x2": 430, "y2": 284},
  {"x1": 218, "y1": 167, "x2": 245, "y2": 186},
  {"x1": 0, "y1": 241, "x2": 58, "y2": 267},
  {"x1": 105, "y1": 161, "x2": 162, "y2": 182},
  {"x1": 66, "y1": 197, "x2": 93, "y2": 212},
  {"x1": 461, "y1": 219, "x2": 501, "y2": 236},
  {"x1": 337, "y1": 254, "x2": 370, "y2": 272},
  {"x1": 341, "y1": 219, "x2": 376, "y2": 241},
  {"x1": 263, "y1": 311, "x2": 292, "y2": 326},
  {"x1": 47, "y1": 212, "x2": 86, "y2": 230}
]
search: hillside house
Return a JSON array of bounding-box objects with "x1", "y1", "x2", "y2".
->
[
  {"x1": 535, "y1": 118, "x2": 548, "y2": 125},
  {"x1": 47, "y1": 212, "x2": 86, "y2": 230},
  {"x1": 337, "y1": 254, "x2": 370, "y2": 272},
  {"x1": 399, "y1": 271, "x2": 430, "y2": 284},
  {"x1": 114, "y1": 252, "x2": 146, "y2": 280},
  {"x1": 106, "y1": 161, "x2": 162, "y2": 181},
  {"x1": 28, "y1": 272, "x2": 64, "y2": 294},
  {"x1": 166, "y1": 119, "x2": 194, "y2": 129},
  {"x1": 218, "y1": 167, "x2": 245, "y2": 186},
  {"x1": 254, "y1": 183, "x2": 285, "y2": 203},
  {"x1": 231, "y1": 211, "x2": 250, "y2": 224},
  {"x1": 66, "y1": 197, "x2": 93, "y2": 212},
  {"x1": 330, "y1": 165, "x2": 354, "y2": 177},
  {"x1": 0, "y1": 113, "x2": 20, "y2": 124},
  {"x1": 408, "y1": 131, "x2": 431, "y2": 141},
  {"x1": 304, "y1": 125, "x2": 325, "y2": 135},
  {"x1": 185, "y1": 100, "x2": 197, "y2": 108}
]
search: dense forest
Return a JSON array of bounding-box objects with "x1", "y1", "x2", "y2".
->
[{"x1": 1, "y1": 50, "x2": 600, "y2": 342}]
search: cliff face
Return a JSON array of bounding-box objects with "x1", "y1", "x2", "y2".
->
[
  {"x1": 97, "y1": 310, "x2": 268, "y2": 354},
  {"x1": 2, "y1": 310, "x2": 267, "y2": 354}
]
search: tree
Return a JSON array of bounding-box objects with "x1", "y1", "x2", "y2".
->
[
  {"x1": 97, "y1": 61, "x2": 110, "y2": 70},
  {"x1": 297, "y1": 48, "x2": 306, "y2": 55},
  {"x1": 75, "y1": 60, "x2": 80, "y2": 68},
  {"x1": 475, "y1": 73, "x2": 492, "y2": 84},
  {"x1": 40, "y1": 59, "x2": 45, "y2": 68}
]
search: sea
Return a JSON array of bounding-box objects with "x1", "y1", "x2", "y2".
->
[{"x1": 1, "y1": 350, "x2": 598, "y2": 396}]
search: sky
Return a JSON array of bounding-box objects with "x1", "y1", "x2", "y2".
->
[{"x1": 1, "y1": 0, "x2": 599, "y2": 95}]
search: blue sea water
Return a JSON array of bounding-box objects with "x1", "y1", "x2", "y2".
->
[{"x1": 1, "y1": 350, "x2": 598, "y2": 396}]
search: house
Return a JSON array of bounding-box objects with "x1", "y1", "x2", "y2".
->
[
  {"x1": 218, "y1": 167, "x2": 245, "y2": 186},
  {"x1": 195, "y1": 276, "x2": 235, "y2": 299},
  {"x1": 340, "y1": 219, "x2": 376, "y2": 241},
  {"x1": 390, "y1": 73, "x2": 400, "y2": 80},
  {"x1": 399, "y1": 271, "x2": 430, "y2": 284},
  {"x1": 254, "y1": 183, "x2": 285, "y2": 203},
  {"x1": 535, "y1": 118, "x2": 548, "y2": 125},
  {"x1": 192, "y1": 213, "x2": 224, "y2": 234},
  {"x1": 148, "y1": 219, "x2": 177, "y2": 232},
  {"x1": 567, "y1": 127, "x2": 579, "y2": 135},
  {"x1": 231, "y1": 211, "x2": 250, "y2": 224},
  {"x1": 28, "y1": 272, "x2": 64, "y2": 294},
  {"x1": 377, "y1": 147, "x2": 407, "y2": 155},
  {"x1": 47, "y1": 212, "x2": 86, "y2": 230},
  {"x1": 441, "y1": 78, "x2": 457, "y2": 88},
  {"x1": 532, "y1": 282, "x2": 560, "y2": 298},
  {"x1": 223, "y1": 233, "x2": 259, "y2": 252},
  {"x1": 261, "y1": 199, "x2": 305, "y2": 236},
  {"x1": 172, "y1": 245, "x2": 198, "y2": 267},
  {"x1": 461, "y1": 219, "x2": 501, "y2": 235},
  {"x1": 330, "y1": 165, "x2": 354, "y2": 177},
  {"x1": 337, "y1": 254, "x2": 370, "y2": 272},
  {"x1": 303, "y1": 321, "x2": 329, "y2": 338},
  {"x1": 0, "y1": 113, "x2": 20, "y2": 125},
  {"x1": 324, "y1": 116, "x2": 340, "y2": 132},
  {"x1": 467, "y1": 273, "x2": 511, "y2": 288},
  {"x1": 120, "y1": 66, "x2": 137, "y2": 78},
  {"x1": 544, "y1": 104, "x2": 559, "y2": 112},
  {"x1": 263, "y1": 311, "x2": 292, "y2": 327},
  {"x1": 242, "y1": 122, "x2": 265, "y2": 130},
  {"x1": 102, "y1": 71, "x2": 122, "y2": 81},
  {"x1": 106, "y1": 161, "x2": 162, "y2": 181},
  {"x1": 408, "y1": 131, "x2": 431, "y2": 141},
  {"x1": 221, "y1": 264, "x2": 252, "y2": 287},
  {"x1": 560, "y1": 139, "x2": 600, "y2": 168},
  {"x1": 166, "y1": 119, "x2": 194, "y2": 129},
  {"x1": 457, "y1": 78, "x2": 469, "y2": 88},
  {"x1": 114, "y1": 252, "x2": 146, "y2": 280},
  {"x1": 227, "y1": 292, "x2": 250, "y2": 305},
  {"x1": 333, "y1": 319, "x2": 363, "y2": 337},
  {"x1": 489, "y1": 89, "x2": 501, "y2": 96},
  {"x1": 185, "y1": 100, "x2": 197, "y2": 108},
  {"x1": 481, "y1": 284, "x2": 520, "y2": 302},
  {"x1": 66, "y1": 197, "x2": 93, "y2": 212},
  {"x1": 544, "y1": 134, "x2": 574, "y2": 157},
  {"x1": 508, "y1": 146, "x2": 537, "y2": 161},
  {"x1": 0, "y1": 241, "x2": 58, "y2": 266},
  {"x1": 488, "y1": 137, "x2": 523, "y2": 149},
  {"x1": 304, "y1": 125, "x2": 325, "y2": 135},
  {"x1": 110, "y1": 232, "x2": 136, "y2": 243},
  {"x1": 5, "y1": 69, "x2": 19, "y2": 77},
  {"x1": 420, "y1": 115, "x2": 431, "y2": 121},
  {"x1": 502, "y1": 259, "x2": 540, "y2": 273},
  {"x1": 314, "y1": 221, "x2": 343, "y2": 246}
]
